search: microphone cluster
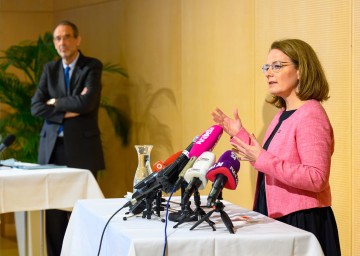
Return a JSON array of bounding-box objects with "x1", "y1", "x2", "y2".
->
[
  {"x1": 124, "y1": 124, "x2": 241, "y2": 221},
  {"x1": 99, "y1": 125, "x2": 242, "y2": 256}
]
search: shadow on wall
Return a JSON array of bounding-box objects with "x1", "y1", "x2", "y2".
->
[
  {"x1": 130, "y1": 78, "x2": 178, "y2": 161},
  {"x1": 98, "y1": 77, "x2": 178, "y2": 198}
]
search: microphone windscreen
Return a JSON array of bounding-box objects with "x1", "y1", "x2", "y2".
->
[
  {"x1": 192, "y1": 151, "x2": 216, "y2": 169},
  {"x1": 164, "y1": 151, "x2": 182, "y2": 166},
  {"x1": 184, "y1": 151, "x2": 216, "y2": 189},
  {"x1": 188, "y1": 125, "x2": 223, "y2": 158},
  {"x1": 206, "y1": 150, "x2": 240, "y2": 190},
  {"x1": 2, "y1": 134, "x2": 15, "y2": 147},
  {"x1": 152, "y1": 151, "x2": 182, "y2": 172}
]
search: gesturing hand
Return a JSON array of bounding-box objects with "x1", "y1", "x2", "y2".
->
[
  {"x1": 230, "y1": 133, "x2": 262, "y2": 162},
  {"x1": 211, "y1": 108, "x2": 243, "y2": 137}
]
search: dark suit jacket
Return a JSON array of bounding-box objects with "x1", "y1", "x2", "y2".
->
[{"x1": 31, "y1": 52, "x2": 105, "y2": 172}]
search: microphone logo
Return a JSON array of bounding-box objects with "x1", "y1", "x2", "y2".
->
[
  {"x1": 229, "y1": 151, "x2": 238, "y2": 161},
  {"x1": 209, "y1": 161, "x2": 223, "y2": 169},
  {"x1": 230, "y1": 165, "x2": 239, "y2": 186},
  {"x1": 195, "y1": 126, "x2": 215, "y2": 145},
  {"x1": 229, "y1": 151, "x2": 239, "y2": 186}
]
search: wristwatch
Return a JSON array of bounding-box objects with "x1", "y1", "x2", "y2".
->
[{"x1": 48, "y1": 98, "x2": 56, "y2": 105}]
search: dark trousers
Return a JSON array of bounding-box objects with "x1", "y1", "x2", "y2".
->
[
  {"x1": 46, "y1": 137, "x2": 98, "y2": 256},
  {"x1": 46, "y1": 137, "x2": 68, "y2": 256}
]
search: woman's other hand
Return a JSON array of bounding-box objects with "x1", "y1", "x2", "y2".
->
[{"x1": 230, "y1": 133, "x2": 262, "y2": 162}]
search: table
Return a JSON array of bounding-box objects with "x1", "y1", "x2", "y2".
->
[
  {"x1": 0, "y1": 166, "x2": 104, "y2": 213},
  {"x1": 0, "y1": 165, "x2": 104, "y2": 255},
  {"x1": 62, "y1": 197, "x2": 324, "y2": 256}
]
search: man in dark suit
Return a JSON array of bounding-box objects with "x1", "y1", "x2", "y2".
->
[{"x1": 31, "y1": 20, "x2": 105, "y2": 256}]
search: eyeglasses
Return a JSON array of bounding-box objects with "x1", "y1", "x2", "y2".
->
[
  {"x1": 53, "y1": 35, "x2": 75, "y2": 43},
  {"x1": 261, "y1": 61, "x2": 292, "y2": 74}
]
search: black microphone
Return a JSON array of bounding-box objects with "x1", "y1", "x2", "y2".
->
[
  {"x1": 160, "y1": 136, "x2": 198, "y2": 193},
  {"x1": 0, "y1": 135, "x2": 16, "y2": 154}
]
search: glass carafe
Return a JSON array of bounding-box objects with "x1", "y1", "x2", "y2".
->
[{"x1": 133, "y1": 145, "x2": 153, "y2": 191}]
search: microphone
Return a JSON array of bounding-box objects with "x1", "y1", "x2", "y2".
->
[
  {"x1": 0, "y1": 135, "x2": 16, "y2": 154},
  {"x1": 152, "y1": 151, "x2": 182, "y2": 172},
  {"x1": 174, "y1": 125, "x2": 223, "y2": 188},
  {"x1": 128, "y1": 137, "x2": 198, "y2": 214},
  {"x1": 182, "y1": 151, "x2": 216, "y2": 205},
  {"x1": 205, "y1": 150, "x2": 240, "y2": 207},
  {"x1": 160, "y1": 137, "x2": 199, "y2": 189}
]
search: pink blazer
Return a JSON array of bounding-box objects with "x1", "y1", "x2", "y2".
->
[{"x1": 234, "y1": 100, "x2": 334, "y2": 218}]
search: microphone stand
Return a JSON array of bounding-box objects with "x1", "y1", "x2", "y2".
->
[
  {"x1": 193, "y1": 189, "x2": 215, "y2": 224},
  {"x1": 124, "y1": 188, "x2": 165, "y2": 222},
  {"x1": 142, "y1": 189, "x2": 165, "y2": 222},
  {"x1": 172, "y1": 201, "x2": 196, "y2": 228},
  {"x1": 153, "y1": 190, "x2": 165, "y2": 216},
  {"x1": 168, "y1": 182, "x2": 190, "y2": 222},
  {"x1": 173, "y1": 188, "x2": 215, "y2": 229},
  {"x1": 190, "y1": 198, "x2": 235, "y2": 234}
]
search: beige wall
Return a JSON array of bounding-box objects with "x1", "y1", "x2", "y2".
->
[
  {"x1": 1, "y1": 0, "x2": 358, "y2": 254},
  {"x1": 353, "y1": 0, "x2": 360, "y2": 254}
]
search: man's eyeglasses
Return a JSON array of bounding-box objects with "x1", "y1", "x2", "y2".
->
[
  {"x1": 261, "y1": 61, "x2": 292, "y2": 74},
  {"x1": 53, "y1": 35, "x2": 75, "y2": 43}
]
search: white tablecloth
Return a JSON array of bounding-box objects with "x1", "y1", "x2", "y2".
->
[
  {"x1": 0, "y1": 166, "x2": 104, "y2": 213},
  {"x1": 62, "y1": 197, "x2": 324, "y2": 256}
]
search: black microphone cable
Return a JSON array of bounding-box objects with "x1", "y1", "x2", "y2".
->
[{"x1": 97, "y1": 204, "x2": 127, "y2": 256}]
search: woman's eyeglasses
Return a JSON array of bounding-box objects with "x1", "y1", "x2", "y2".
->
[{"x1": 261, "y1": 61, "x2": 292, "y2": 74}]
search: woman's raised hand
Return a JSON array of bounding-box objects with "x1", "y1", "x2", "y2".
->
[{"x1": 211, "y1": 108, "x2": 243, "y2": 137}]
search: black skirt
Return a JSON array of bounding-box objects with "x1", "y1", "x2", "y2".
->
[{"x1": 276, "y1": 207, "x2": 341, "y2": 256}]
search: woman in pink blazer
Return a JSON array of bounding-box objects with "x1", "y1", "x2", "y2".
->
[{"x1": 212, "y1": 39, "x2": 341, "y2": 255}]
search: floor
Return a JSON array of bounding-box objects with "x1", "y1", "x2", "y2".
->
[{"x1": 0, "y1": 213, "x2": 19, "y2": 256}]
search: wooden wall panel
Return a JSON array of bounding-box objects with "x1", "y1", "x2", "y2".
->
[{"x1": 352, "y1": 0, "x2": 360, "y2": 255}]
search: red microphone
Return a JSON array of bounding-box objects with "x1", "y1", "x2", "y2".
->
[{"x1": 152, "y1": 151, "x2": 182, "y2": 172}]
